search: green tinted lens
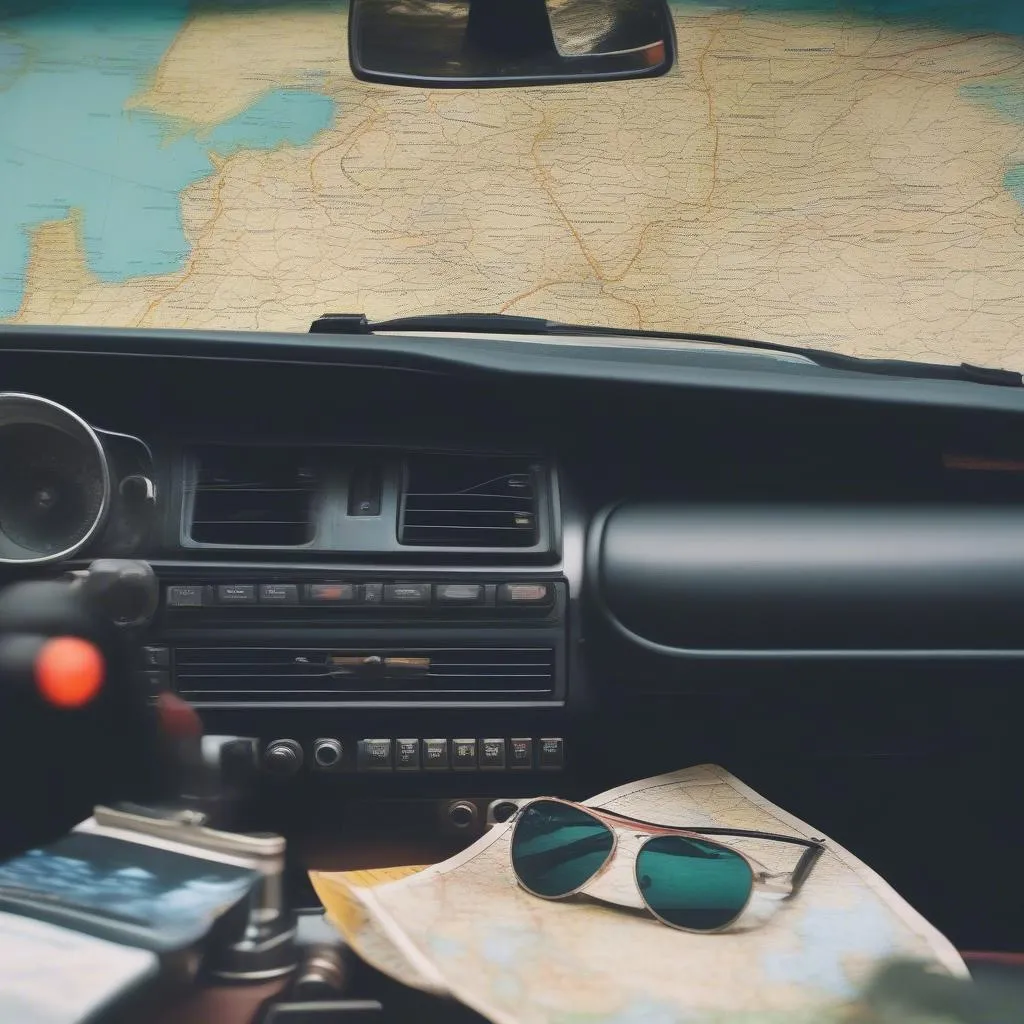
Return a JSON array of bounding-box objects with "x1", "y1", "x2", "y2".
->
[
  {"x1": 635, "y1": 835, "x2": 753, "y2": 931},
  {"x1": 511, "y1": 800, "x2": 614, "y2": 898}
]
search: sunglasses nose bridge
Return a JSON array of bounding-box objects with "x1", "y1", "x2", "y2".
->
[{"x1": 579, "y1": 830, "x2": 647, "y2": 910}]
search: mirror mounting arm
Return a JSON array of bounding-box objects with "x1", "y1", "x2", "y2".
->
[{"x1": 466, "y1": 0, "x2": 558, "y2": 58}]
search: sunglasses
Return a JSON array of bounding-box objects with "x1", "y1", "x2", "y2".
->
[{"x1": 509, "y1": 798, "x2": 826, "y2": 933}]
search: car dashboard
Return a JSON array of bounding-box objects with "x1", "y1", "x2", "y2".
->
[{"x1": 0, "y1": 324, "x2": 1021, "y2": 948}]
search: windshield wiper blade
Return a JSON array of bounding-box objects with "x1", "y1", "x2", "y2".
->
[
  {"x1": 308, "y1": 312, "x2": 1023, "y2": 388},
  {"x1": 310, "y1": 312, "x2": 565, "y2": 336}
]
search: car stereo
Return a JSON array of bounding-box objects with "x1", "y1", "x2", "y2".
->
[{"x1": 139, "y1": 571, "x2": 570, "y2": 778}]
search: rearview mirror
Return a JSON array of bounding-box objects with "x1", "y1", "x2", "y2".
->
[{"x1": 348, "y1": 0, "x2": 676, "y2": 88}]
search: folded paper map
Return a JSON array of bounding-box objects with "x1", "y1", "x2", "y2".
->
[{"x1": 311, "y1": 764, "x2": 965, "y2": 1024}]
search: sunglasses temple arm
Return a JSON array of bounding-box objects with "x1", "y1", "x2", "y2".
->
[
  {"x1": 786, "y1": 841, "x2": 826, "y2": 899},
  {"x1": 759, "y1": 841, "x2": 825, "y2": 897}
]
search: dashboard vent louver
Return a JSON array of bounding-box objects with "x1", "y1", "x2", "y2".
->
[
  {"x1": 188, "y1": 446, "x2": 316, "y2": 547},
  {"x1": 399, "y1": 454, "x2": 540, "y2": 547},
  {"x1": 174, "y1": 646, "x2": 556, "y2": 702}
]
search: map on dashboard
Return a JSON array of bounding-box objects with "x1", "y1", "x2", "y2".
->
[
  {"x1": 2, "y1": 1, "x2": 1024, "y2": 368},
  {"x1": 311, "y1": 764, "x2": 965, "y2": 1024}
]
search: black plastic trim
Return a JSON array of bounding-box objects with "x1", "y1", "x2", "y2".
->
[
  {"x1": 91, "y1": 559, "x2": 567, "y2": 578},
  {"x1": 188, "y1": 699, "x2": 564, "y2": 711},
  {"x1": 5, "y1": 325, "x2": 1024, "y2": 417},
  {"x1": 168, "y1": 441, "x2": 556, "y2": 560},
  {"x1": 588, "y1": 502, "x2": 1024, "y2": 660}
]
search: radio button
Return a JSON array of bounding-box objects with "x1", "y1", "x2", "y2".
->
[
  {"x1": 480, "y1": 738, "x2": 506, "y2": 770},
  {"x1": 422, "y1": 738, "x2": 449, "y2": 769},
  {"x1": 497, "y1": 582, "x2": 554, "y2": 606},
  {"x1": 166, "y1": 585, "x2": 206, "y2": 607},
  {"x1": 435, "y1": 583, "x2": 484, "y2": 604},
  {"x1": 259, "y1": 583, "x2": 299, "y2": 604},
  {"x1": 539, "y1": 737, "x2": 565, "y2": 770},
  {"x1": 452, "y1": 738, "x2": 477, "y2": 770},
  {"x1": 509, "y1": 737, "x2": 534, "y2": 769},
  {"x1": 357, "y1": 738, "x2": 393, "y2": 770},
  {"x1": 139, "y1": 669, "x2": 170, "y2": 694},
  {"x1": 141, "y1": 645, "x2": 170, "y2": 668},
  {"x1": 306, "y1": 583, "x2": 356, "y2": 603},
  {"x1": 396, "y1": 739, "x2": 420, "y2": 770},
  {"x1": 384, "y1": 582, "x2": 431, "y2": 605},
  {"x1": 217, "y1": 584, "x2": 256, "y2": 605}
]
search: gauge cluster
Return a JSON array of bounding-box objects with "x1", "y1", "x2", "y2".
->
[{"x1": 0, "y1": 393, "x2": 154, "y2": 565}]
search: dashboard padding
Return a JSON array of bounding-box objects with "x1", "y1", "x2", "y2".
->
[{"x1": 591, "y1": 503, "x2": 1024, "y2": 657}]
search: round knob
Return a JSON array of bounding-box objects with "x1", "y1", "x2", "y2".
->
[
  {"x1": 490, "y1": 800, "x2": 519, "y2": 824},
  {"x1": 312, "y1": 737, "x2": 342, "y2": 769},
  {"x1": 119, "y1": 475, "x2": 156, "y2": 504},
  {"x1": 78, "y1": 559, "x2": 159, "y2": 627},
  {"x1": 263, "y1": 739, "x2": 303, "y2": 776},
  {"x1": 447, "y1": 800, "x2": 478, "y2": 829},
  {"x1": 291, "y1": 946, "x2": 347, "y2": 1001}
]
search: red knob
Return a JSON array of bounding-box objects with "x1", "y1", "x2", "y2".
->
[{"x1": 34, "y1": 636, "x2": 105, "y2": 708}]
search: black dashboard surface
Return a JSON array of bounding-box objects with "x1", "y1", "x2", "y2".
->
[
  {"x1": 1, "y1": 327, "x2": 1023, "y2": 951},
  {"x1": 4, "y1": 325, "x2": 1024, "y2": 681},
  {"x1": 1, "y1": 328, "x2": 1023, "y2": 474},
  {"x1": 3, "y1": 329, "x2": 1024, "y2": 619}
]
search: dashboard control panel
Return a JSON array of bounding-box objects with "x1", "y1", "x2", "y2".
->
[
  {"x1": 262, "y1": 735, "x2": 564, "y2": 775},
  {"x1": 146, "y1": 575, "x2": 569, "y2": 707},
  {"x1": 0, "y1": 392, "x2": 574, "y2": 805},
  {"x1": 166, "y1": 579, "x2": 556, "y2": 610}
]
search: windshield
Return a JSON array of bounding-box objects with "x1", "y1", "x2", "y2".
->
[{"x1": 2, "y1": 0, "x2": 1023, "y2": 368}]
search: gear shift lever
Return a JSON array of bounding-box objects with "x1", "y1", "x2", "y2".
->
[
  {"x1": 0, "y1": 560, "x2": 299, "y2": 981},
  {"x1": 0, "y1": 572, "x2": 172, "y2": 858}
]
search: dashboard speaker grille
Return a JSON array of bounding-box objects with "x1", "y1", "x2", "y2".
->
[
  {"x1": 173, "y1": 646, "x2": 555, "y2": 702},
  {"x1": 399, "y1": 454, "x2": 539, "y2": 547}
]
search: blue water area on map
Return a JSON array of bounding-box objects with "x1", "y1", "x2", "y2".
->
[
  {"x1": 1006, "y1": 166, "x2": 1024, "y2": 206},
  {"x1": 965, "y1": 84, "x2": 1024, "y2": 125},
  {"x1": 203, "y1": 89, "x2": 336, "y2": 155},
  {"x1": 0, "y1": 0, "x2": 337, "y2": 318},
  {"x1": 960, "y1": 83, "x2": 1024, "y2": 208}
]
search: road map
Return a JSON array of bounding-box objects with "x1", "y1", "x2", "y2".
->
[
  {"x1": 3, "y1": 2, "x2": 1024, "y2": 367},
  {"x1": 312, "y1": 765, "x2": 965, "y2": 1024}
]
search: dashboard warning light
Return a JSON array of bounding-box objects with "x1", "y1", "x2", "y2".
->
[{"x1": 35, "y1": 636, "x2": 105, "y2": 708}]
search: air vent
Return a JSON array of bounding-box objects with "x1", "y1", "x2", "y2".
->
[
  {"x1": 174, "y1": 646, "x2": 556, "y2": 702},
  {"x1": 399, "y1": 455, "x2": 540, "y2": 547},
  {"x1": 188, "y1": 446, "x2": 316, "y2": 546}
]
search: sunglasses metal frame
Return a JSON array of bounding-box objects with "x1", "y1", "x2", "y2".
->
[{"x1": 509, "y1": 796, "x2": 826, "y2": 933}]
